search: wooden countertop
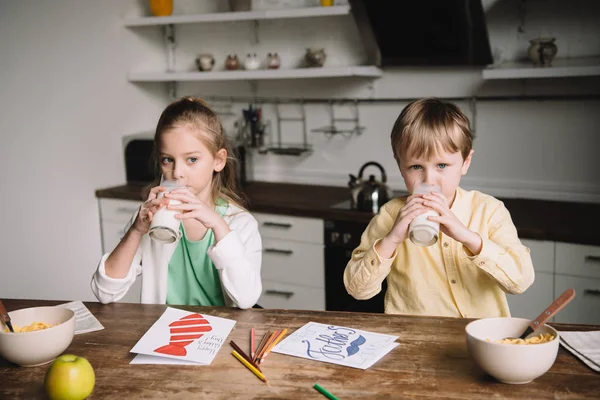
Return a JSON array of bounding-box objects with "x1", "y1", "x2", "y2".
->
[
  {"x1": 2, "y1": 299, "x2": 599, "y2": 399},
  {"x1": 95, "y1": 181, "x2": 600, "y2": 246}
]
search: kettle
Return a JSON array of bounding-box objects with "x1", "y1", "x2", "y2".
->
[{"x1": 348, "y1": 162, "x2": 393, "y2": 213}]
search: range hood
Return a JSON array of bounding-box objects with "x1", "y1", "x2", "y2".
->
[{"x1": 349, "y1": 0, "x2": 493, "y2": 67}]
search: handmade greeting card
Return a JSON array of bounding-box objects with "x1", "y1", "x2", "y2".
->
[
  {"x1": 130, "y1": 307, "x2": 236, "y2": 365},
  {"x1": 272, "y1": 322, "x2": 399, "y2": 369}
]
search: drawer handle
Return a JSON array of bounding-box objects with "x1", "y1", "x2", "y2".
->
[
  {"x1": 117, "y1": 207, "x2": 139, "y2": 214},
  {"x1": 585, "y1": 256, "x2": 600, "y2": 263},
  {"x1": 264, "y1": 248, "x2": 293, "y2": 255},
  {"x1": 265, "y1": 290, "x2": 294, "y2": 299},
  {"x1": 263, "y1": 222, "x2": 292, "y2": 229},
  {"x1": 584, "y1": 289, "x2": 600, "y2": 296}
]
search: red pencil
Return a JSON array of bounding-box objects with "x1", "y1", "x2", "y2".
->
[{"x1": 250, "y1": 327, "x2": 255, "y2": 359}]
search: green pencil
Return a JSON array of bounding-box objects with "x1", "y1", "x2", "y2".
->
[{"x1": 314, "y1": 383, "x2": 339, "y2": 400}]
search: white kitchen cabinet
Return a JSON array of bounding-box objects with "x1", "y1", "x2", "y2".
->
[
  {"x1": 507, "y1": 239, "x2": 555, "y2": 319},
  {"x1": 554, "y1": 275, "x2": 600, "y2": 325},
  {"x1": 255, "y1": 212, "x2": 325, "y2": 310},
  {"x1": 553, "y1": 242, "x2": 600, "y2": 325},
  {"x1": 98, "y1": 198, "x2": 143, "y2": 303}
]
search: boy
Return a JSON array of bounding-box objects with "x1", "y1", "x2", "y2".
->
[{"x1": 343, "y1": 98, "x2": 534, "y2": 318}]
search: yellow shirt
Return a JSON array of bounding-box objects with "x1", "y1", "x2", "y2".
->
[{"x1": 343, "y1": 187, "x2": 534, "y2": 318}]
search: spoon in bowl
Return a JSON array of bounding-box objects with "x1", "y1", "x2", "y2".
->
[
  {"x1": 0, "y1": 299, "x2": 15, "y2": 332},
  {"x1": 508, "y1": 288, "x2": 576, "y2": 341}
]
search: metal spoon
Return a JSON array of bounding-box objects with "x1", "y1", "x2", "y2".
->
[
  {"x1": 509, "y1": 288, "x2": 576, "y2": 340},
  {"x1": 0, "y1": 299, "x2": 14, "y2": 332}
]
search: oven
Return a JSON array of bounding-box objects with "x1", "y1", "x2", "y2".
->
[{"x1": 324, "y1": 219, "x2": 386, "y2": 313}]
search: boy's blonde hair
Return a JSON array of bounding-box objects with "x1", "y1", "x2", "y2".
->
[
  {"x1": 150, "y1": 96, "x2": 245, "y2": 210},
  {"x1": 391, "y1": 98, "x2": 473, "y2": 161}
]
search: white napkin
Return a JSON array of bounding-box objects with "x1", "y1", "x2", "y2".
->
[
  {"x1": 559, "y1": 331, "x2": 600, "y2": 373},
  {"x1": 57, "y1": 301, "x2": 104, "y2": 335}
]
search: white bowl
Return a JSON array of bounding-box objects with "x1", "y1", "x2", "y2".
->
[
  {"x1": 465, "y1": 317, "x2": 559, "y2": 384},
  {"x1": 0, "y1": 306, "x2": 75, "y2": 367}
]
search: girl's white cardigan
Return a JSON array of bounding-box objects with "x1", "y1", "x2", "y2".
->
[{"x1": 91, "y1": 204, "x2": 262, "y2": 309}]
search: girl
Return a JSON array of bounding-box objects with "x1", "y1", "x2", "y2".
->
[{"x1": 91, "y1": 97, "x2": 262, "y2": 309}]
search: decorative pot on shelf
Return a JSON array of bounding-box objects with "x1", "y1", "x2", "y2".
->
[
  {"x1": 266, "y1": 53, "x2": 281, "y2": 69},
  {"x1": 244, "y1": 53, "x2": 260, "y2": 70},
  {"x1": 528, "y1": 37, "x2": 558, "y2": 67},
  {"x1": 225, "y1": 54, "x2": 240, "y2": 70},
  {"x1": 229, "y1": 0, "x2": 251, "y2": 12},
  {"x1": 148, "y1": 0, "x2": 173, "y2": 17},
  {"x1": 305, "y1": 48, "x2": 326, "y2": 68},
  {"x1": 196, "y1": 54, "x2": 215, "y2": 72}
]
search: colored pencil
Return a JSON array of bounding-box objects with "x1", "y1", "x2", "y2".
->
[
  {"x1": 232, "y1": 350, "x2": 268, "y2": 383},
  {"x1": 252, "y1": 330, "x2": 271, "y2": 363},
  {"x1": 230, "y1": 340, "x2": 262, "y2": 372},
  {"x1": 256, "y1": 330, "x2": 280, "y2": 364},
  {"x1": 250, "y1": 327, "x2": 255, "y2": 359},
  {"x1": 314, "y1": 383, "x2": 339, "y2": 400},
  {"x1": 259, "y1": 328, "x2": 288, "y2": 363}
]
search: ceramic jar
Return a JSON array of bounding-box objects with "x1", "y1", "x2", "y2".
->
[
  {"x1": 244, "y1": 53, "x2": 260, "y2": 70},
  {"x1": 528, "y1": 37, "x2": 558, "y2": 67},
  {"x1": 229, "y1": 0, "x2": 251, "y2": 12},
  {"x1": 225, "y1": 54, "x2": 240, "y2": 70},
  {"x1": 305, "y1": 48, "x2": 326, "y2": 68},
  {"x1": 148, "y1": 0, "x2": 173, "y2": 16},
  {"x1": 196, "y1": 54, "x2": 215, "y2": 72},
  {"x1": 266, "y1": 53, "x2": 281, "y2": 69}
]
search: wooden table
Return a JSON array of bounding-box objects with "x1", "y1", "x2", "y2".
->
[{"x1": 2, "y1": 300, "x2": 599, "y2": 399}]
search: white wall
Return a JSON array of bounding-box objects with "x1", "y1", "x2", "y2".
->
[
  {"x1": 0, "y1": 0, "x2": 166, "y2": 301},
  {"x1": 0, "y1": 0, "x2": 598, "y2": 301}
]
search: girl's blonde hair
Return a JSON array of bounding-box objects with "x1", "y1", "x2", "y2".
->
[
  {"x1": 390, "y1": 98, "x2": 473, "y2": 161},
  {"x1": 149, "y1": 96, "x2": 246, "y2": 210}
]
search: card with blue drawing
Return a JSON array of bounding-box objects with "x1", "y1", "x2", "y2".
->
[{"x1": 271, "y1": 322, "x2": 399, "y2": 369}]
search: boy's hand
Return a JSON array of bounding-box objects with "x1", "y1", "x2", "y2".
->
[
  {"x1": 422, "y1": 192, "x2": 483, "y2": 255},
  {"x1": 132, "y1": 185, "x2": 168, "y2": 235}
]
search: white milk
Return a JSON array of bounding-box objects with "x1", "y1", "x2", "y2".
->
[
  {"x1": 148, "y1": 195, "x2": 181, "y2": 244},
  {"x1": 409, "y1": 183, "x2": 441, "y2": 247},
  {"x1": 149, "y1": 178, "x2": 186, "y2": 244}
]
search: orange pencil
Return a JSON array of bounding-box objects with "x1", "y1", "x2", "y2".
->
[
  {"x1": 260, "y1": 328, "x2": 288, "y2": 363},
  {"x1": 256, "y1": 330, "x2": 280, "y2": 365}
]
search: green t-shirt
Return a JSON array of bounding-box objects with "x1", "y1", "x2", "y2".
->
[{"x1": 166, "y1": 200, "x2": 229, "y2": 306}]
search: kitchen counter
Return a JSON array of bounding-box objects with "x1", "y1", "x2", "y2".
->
[
  {"x1": 2, "y1": 299, "x2": 599, "y2": 399},
  {"x1": 96, "y1": 181, "x2": 600, "y2": 246}
]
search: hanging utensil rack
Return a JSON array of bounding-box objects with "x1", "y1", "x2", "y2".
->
[
  {"x1": 267, "y1": 101, "x2": 311, "y2": 156},
  {"x1": 311, "y1": 100, "x2": 364, "y2": 137}
]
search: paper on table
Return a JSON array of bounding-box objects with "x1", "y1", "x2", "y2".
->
[
  {"x1": 130, "y1": 354, "x2": 206, "y2": 365},
  {"x1": 272, "y1": 322, "x2": 399, "y2": 370},
  {"x1": 559, "y1": 331, "x2": 600, "y2": 373},
  {"x1": 57, "y1": 301, "x2": 104, "y2": 335},
  {"x1": 130, "y1": 307, "x2": 236, "y2": 365}
]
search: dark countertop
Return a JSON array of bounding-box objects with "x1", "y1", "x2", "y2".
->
[{"x1": 96, "y1": 181, "x2": 600, "y2": 246}]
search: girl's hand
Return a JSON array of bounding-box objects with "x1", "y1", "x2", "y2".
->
[
  {"x1": 132, "y1": 185, "x2": 168, "y2": 235},
  {"x1": 164, "y1": 188, "x2": 222, "y2": 230},
  {"x1": 385, "y1": 194, "x2": 429, "y2": 245},
  {"x1": 422, "y1": 192, "x2": 482, "y2": 254}
]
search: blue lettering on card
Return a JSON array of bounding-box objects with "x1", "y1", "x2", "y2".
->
[{"x1": 303, "y1": 325, "x2": 366, "y2": 360}]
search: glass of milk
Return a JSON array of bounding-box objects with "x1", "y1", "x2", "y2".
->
[
  {"x1": 409, "y1": 183, "x2": 442, "y2": 247},
  {"x1": 148, "y1": 176, "x2": 186, "y2": 244}
]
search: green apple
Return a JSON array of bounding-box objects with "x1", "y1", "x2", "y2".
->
[{"x1": 44, "y1": 354, "x2": 95, "y2": 400}]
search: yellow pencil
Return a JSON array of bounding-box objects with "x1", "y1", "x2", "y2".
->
[{"x1": 232, "y1": 350, "x2": 268, "y2": 383}]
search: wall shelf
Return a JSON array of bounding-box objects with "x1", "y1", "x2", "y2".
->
[
  {"x1": 128, "y1": 66, "x2": 383, "y2": 82},
  {"x1": 482, "y1": 56, "x2": 600, "y2": 80},
  {"x1": 124, "y1": 5, "x2": 350, "y2": 27}
]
